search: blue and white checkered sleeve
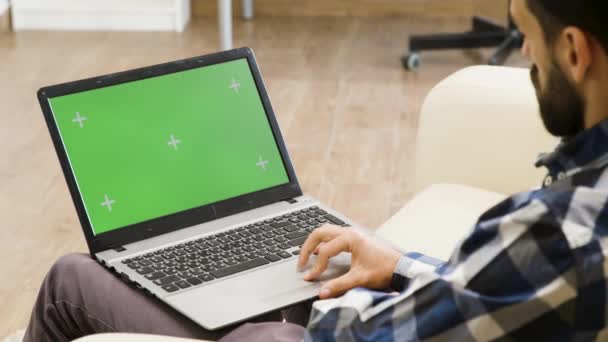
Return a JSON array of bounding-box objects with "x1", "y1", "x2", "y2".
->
[
  {"x1": 390, "y1": 252, "x2": 445, "y2": 292},
  {"x1": 304, "y1": 199, "x2": 578, "y2": 341}
]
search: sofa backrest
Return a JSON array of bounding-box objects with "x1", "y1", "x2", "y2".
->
[{"x1": 414, "y1": 66, "x2": 558, "y2": 195}]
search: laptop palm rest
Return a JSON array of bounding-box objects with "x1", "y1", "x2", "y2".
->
[{"x1": 165, "y1": 255, "x2": 350, "y2": 330}]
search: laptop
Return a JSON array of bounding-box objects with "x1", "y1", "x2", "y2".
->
[{"x1": 37, "y1": 47, "x2": 358, "y2": 330}]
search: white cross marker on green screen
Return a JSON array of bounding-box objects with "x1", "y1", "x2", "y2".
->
[
  {"x1": 229, "y1": 78, "x2": 241, "y2": 94},
  {"x1": 72, "y1": 112, "x2": 87, "y2": 128},
  {"x1": 101, "y1": 194, "x2": 115, "y2": 212},
  {"x1": 256, "y1": 155, "x2": 269, "y2": 171},
  {"x1": 168, "y1": 134, "x2": 181, "y2": 150}
]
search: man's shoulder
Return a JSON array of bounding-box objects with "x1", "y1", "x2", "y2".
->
[
  {"x1": 473, "y1": 182, "x2": 607, "y2": 242},
  {"x1": 526, "y1": 180, "x2": 608, "y2": 250},
  {"x1": 534, "y1": 174, "x2": 608, "y2": 221}
]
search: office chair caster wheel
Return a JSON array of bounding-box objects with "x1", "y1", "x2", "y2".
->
[{"x1": 402, "y1": 53, "x2": 421, "y2": 70}]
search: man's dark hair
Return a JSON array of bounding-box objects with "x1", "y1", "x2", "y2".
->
[{"x1": 526, "y1": 0, "x2": 608, "y2": 53}]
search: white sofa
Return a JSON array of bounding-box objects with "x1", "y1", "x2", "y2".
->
[
  {"x1": 73, "y1": 65, "x2": 558, "y2": 341},
  {"x1": 376, "y1": 65, "x2": 557, "y2": 260}
]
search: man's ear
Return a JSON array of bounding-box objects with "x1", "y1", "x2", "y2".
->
[{"x1": 560, "y1": 27, "x2": 592, "y2": 83}]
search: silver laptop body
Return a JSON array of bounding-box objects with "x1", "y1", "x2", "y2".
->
[
  {"x1": 38, "y1": 47, "x2": 355, "y2": 330},
  {"x1": 100, "y1": 196, "x2": 355, "y2": 329}
]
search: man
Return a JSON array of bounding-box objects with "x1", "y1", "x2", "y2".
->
[{"x1": 24, "y1": 0, "x2": 608, "y2": 340}]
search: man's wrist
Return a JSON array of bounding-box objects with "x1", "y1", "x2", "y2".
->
[
  {"x1": 390, "y1": 272, "x2": 409, "y2": 292},
  {"x1": 381, "y1": 250, "x2": 402, "y2": 288},
  {"x1": 389, "y1": 253, "x2": 446, "y2": 292},
  {"x1": 389, "y1": 255, "x2": 410, "y2": 292}
]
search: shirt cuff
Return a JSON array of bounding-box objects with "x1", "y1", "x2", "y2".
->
[{"x1": 390, "y1": 252, "x2": 445, "y2": 292}]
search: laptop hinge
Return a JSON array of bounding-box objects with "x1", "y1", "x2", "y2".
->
[{"x1": 285, "y1": 198, "x2": 298, "y2": 204}]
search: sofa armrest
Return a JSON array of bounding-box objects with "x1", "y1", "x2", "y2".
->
[
  {"x1": 376, "y1": 184, "x2": 506, "y2": 261},
  {"x1": 73, "y1": 333, "x2": 208, "y2": 342}
]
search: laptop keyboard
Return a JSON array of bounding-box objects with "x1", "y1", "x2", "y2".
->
[{"x1": 120, "y1": 206, "x2": 348, "y2": 294}]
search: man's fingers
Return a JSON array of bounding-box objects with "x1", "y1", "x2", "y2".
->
[
  {"x1": 319, "y1": 271, "x2": 361, "y2": 299},
  {"x1": 298, "y1": 225, "x2": 343, "y2": 269},
  {"x1": 303, "y1": 236, "x2": 349, "y2": 281}
]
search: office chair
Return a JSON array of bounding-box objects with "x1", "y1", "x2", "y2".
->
[{"x1": 402, "y1": 3, "x2": 522, "y2": 70}]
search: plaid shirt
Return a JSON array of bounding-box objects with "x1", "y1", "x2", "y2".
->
[{"x1": 305, "y1": 120, "x2": 608, "y2": 341}]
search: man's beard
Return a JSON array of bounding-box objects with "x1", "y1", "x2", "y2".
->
[{"x1": 531, "y1": 61, "x2": 585, "y2": 138}]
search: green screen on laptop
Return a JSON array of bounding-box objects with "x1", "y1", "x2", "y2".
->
[{"x1": 48, "y1": 59, "x2": 290, "y2": 235}]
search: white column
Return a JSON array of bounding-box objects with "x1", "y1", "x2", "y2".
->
[
  {"x1": 218, "y1": 0, "x2": 232, "y2": 51},
  {"x1": 242, "y1": 0, "x2": 254, "y2": 19}
]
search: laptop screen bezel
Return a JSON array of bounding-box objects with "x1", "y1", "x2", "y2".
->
[{"x1": 37, "y1": 48, "x2": 303, "y2": 254}]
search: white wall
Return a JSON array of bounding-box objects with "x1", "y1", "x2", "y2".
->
[{"x1": 11, "y1": 0, "x2": 190, "y2": 32}]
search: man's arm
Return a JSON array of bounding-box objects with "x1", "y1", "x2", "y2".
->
[{"x1": 302, "y1": 199, "x2": 577, "y2": 341}]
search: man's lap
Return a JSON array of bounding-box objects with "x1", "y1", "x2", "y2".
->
[{"x1": 24, "y1": 253, "x2": 306, "y2": 341}]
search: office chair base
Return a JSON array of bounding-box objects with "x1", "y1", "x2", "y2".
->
[
  {"x1": 403, "y1": 16, "x2": 522, "y2": 70},
  {"x1": 402, "y1": 52, "x2": 422, "y2": 70}
]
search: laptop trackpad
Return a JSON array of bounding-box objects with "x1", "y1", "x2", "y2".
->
[{"x1": 165, "y1": 254, "x2": 350, "y2": 330}]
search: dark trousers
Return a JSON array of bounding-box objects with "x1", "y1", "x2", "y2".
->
[{"x1": 23, "y1": 254, "x2": 308, "y2": 341}]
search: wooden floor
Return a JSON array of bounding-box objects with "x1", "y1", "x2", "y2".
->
[{"x1": 0, "y1": 16, "x2": 527, "y2": 336}]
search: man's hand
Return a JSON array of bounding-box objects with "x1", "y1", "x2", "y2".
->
[{"x1": 298, "y1": 225, "x2": 402, "y2": 299}]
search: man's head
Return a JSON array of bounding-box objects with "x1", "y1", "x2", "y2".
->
[{"x1": 511, "y1": 0, "x2": 608, "y2": 138}]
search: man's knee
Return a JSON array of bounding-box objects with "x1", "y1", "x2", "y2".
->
[
  {"x1": 49, "y1": 253, "x2": 93, "y2": 279},
  {"x1": 45, "y1": 253, "x2": 96, "y2": 296}
]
